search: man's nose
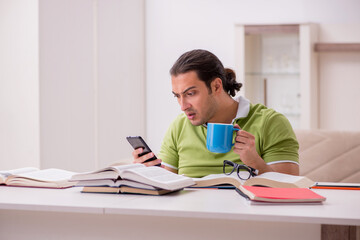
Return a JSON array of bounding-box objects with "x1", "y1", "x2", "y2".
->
[{"x1": 179, "y1": 97, "x2": 190, "y2": 111}]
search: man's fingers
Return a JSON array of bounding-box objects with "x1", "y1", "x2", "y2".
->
[
  {"x1": 236, "y1": 130, "x2": 253, "y2": 138},
  {"x1": 234, "y1": 124, "x2": 241, "y2": 130},
  {"x1": 132, "y1": 148, "x2": 155, "y2": 164},
  {"x1": 136, "y1": 152, "x2": 155, "y2": 163},
  {"x1": 132, "y1": 148, "x2": 143, "y2": 158},
  {"x1": 235, "y1": 135, "x2": 249, "y2": 144},
  {"x1": 142, "y1": 158, "x2": 162, "y2": 167},
  {"x1": 131, "y1": 147, "x2": 162, "y2": 168}
]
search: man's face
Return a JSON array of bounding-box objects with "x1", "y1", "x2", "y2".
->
[{"x1": 171, "y1": 71, "x2": 217, "y2": 126}]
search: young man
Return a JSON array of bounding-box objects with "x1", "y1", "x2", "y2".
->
[{"x1": 133, "y1": 49, "x2": 299, "y2": 178}]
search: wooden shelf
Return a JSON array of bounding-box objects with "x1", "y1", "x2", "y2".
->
[
  {"x1": 244, "y1": 24, "x2": 299, "y2": 35},
  {"x1": 236, "y1": 23, "x2": 318, "y2": 128},
  {"x1": 314, "y1": 43, "x2": 360, "y2": 52},
  {"x1": 245, "y1": 72, "x2": 300, "y2": 76}
]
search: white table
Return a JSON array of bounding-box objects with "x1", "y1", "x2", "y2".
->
[{"x1": 0, "y1": 186, "x2": 359, "y2": 240}]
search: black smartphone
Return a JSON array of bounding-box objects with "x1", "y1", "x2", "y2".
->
[{"x1": 126, "y1": 136, "x2": 160, "y2": 166}]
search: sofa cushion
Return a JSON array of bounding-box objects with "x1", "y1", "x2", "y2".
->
[{"x1": 295, "y1": 129, "x2": 360, "y2": 183}]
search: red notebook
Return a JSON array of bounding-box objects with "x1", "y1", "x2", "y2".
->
[{"x1": 238, "y1": 186, "x2": 326, "y2": 203}]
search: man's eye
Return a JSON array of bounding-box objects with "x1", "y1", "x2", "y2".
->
[{"x1": 187, "y1": 91, "x2": 195, "y2": 96}]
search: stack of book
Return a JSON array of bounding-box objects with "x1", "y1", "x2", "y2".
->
[{"x1": 70, "y1": 164, "x2": 195, "y2": 195}]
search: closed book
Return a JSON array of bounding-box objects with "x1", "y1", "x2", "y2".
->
[{"x1": 238, "y1": 185, "x2": 326, "y2": 203}]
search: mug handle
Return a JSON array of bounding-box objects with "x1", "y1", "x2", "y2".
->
[{"x1": 232, "y1": 127, "x2": 240, "y2": 146}]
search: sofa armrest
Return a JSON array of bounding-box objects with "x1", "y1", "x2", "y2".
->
[{"x1": 295, "y1": 129, "x2": 360, "y2": 183}]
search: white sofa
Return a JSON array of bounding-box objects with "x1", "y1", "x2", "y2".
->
[{"x1": 295, "y1": 129, "x2": 360, "y2": 183}]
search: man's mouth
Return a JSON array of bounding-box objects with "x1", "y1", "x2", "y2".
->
[{"x1": 186, "y1": 112, "x2": 196, "y2": 120}]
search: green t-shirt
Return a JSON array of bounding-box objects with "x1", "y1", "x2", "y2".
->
[{"x1": 158, "y1": 98, "x2": 299, "y2": 178}]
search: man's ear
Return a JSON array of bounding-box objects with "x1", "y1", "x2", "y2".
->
[{"x1": 211, "y1": 78, "x2": 223, "y2": 94}]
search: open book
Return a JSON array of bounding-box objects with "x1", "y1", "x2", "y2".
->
[
  {"x1": 70, "y1": 164, "x2": 195, "y2": 191},
  {"x1": 0, "y1": 167, "x2": 76, "y2": 188},
  {"x1": 192, "y1": 172, "x2": 315, "y2": 189}
]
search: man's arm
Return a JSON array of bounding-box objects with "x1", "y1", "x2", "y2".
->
[
  {"x1": 260, "y1": 162, "x2": 299, "y2": 175},
  {"x1": 233, "y1": 124, "x2": 299, "y2": 175}
]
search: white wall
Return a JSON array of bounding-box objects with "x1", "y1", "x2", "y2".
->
[
  {"x1": 1, "y1": 0, "x2": 145, "y2": 171},
  {"x1": 146, "y1": 0, "x2": 360, "y2": 153},
  {"x1": 0, "y1": 0, "x2": 40, "y2": 169},
  {"x1": 96, "y1": 0, "x2": 145, "y2": 168},
  {"x1": 318, "y1": 24, "x2": 360, "y2": 130},
  {"x1": 39, "y1": 0, "x2": 145, "y2": 171},
  {"x1": 39, "y1": 0, "x2": 96, "y2": 171}
]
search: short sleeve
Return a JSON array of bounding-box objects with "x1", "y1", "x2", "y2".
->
[
  {"x1": 158, "y1": 120, "x2": 180, "y2": 170},
  {"x1": 261, "y1": 112, "x2": 299, "y2": 164}
]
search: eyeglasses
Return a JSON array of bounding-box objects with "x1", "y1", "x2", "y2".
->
[{"x1": 223, "y1": 160, "x2": 257, "y2": 180}]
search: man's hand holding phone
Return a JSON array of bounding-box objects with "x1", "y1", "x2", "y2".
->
[
  {"x1": 127, "y1": 136, "x2": 162, "y2": 167},
  {"x1": 132, "y1": 148, "x2": 162, "y2": 167}
]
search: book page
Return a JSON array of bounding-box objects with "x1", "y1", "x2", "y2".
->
[
  {"x1": 0, "y1": 167, "x2": 39, "y2": 184},
  {"x1": 123, "y1": 167, "x2": 186, "y2": 183},
  {"x1": 75, "y1": 179, "x2": 116, "y2": 187},
  {"x1": 255, "y1": 172, "x2": 306, "y2": 183},
  {"x1": 114, "y1": 179, "x2": 157, "y2": 190},
  {"x1": 192, "y1": 173, "x2": 246, "y2": 188},
  {"x1": 244, "y1": 172, "x2": 315, "y2": 188},
  {"x1": 0, "y1": 167, "x2": 39, "y2": 178},
  {"x1": 8, "y1": 168, "x2": 75, "y2": 183},
  {"x1": 110, "y1": 163, "x2": 145, "y2": 172},
  {"x1": 70, "y1": 164, "x2": 144, "y2": 181},
  {"x1": 194, "y1": 172, "x2": 248, "y2": 182},
  {"x1": 120, "y1": 166, "x2": 195, "y2": 190},
  {"x1": 0, "y1": 174, "x2": 5, "y2": 184},
  {"x1": 75, "y1": 178, "x2": 157, "y2": 190}
]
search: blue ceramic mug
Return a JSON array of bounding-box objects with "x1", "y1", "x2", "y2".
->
[{"x1": 206, "y1": 123, "x2": 239, "y2": 153}]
